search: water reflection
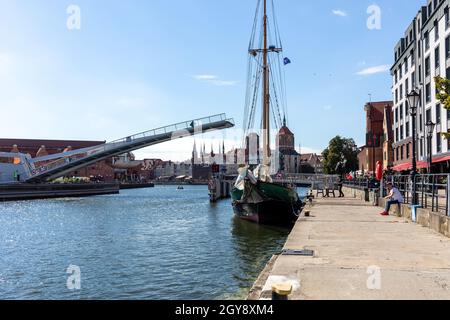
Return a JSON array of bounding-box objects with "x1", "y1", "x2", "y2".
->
[{"x1": 230, "y1": 216, "x2": 289, "y2": 290}]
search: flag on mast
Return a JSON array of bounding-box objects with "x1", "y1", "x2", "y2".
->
[{"x1": 283, "y1": 57, "x2": 292, "y2": 65}]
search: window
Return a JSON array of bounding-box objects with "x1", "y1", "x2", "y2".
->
[
  {"x1": 446, "y1": 36, "x2": 450, "y2": 59},
  {"x1": 419, "y1": 65, "x2": 422, "y2": 82},
  {"x1": 399, "y1": 64, "x2": 403, "y2": 79},
  {"x1": 446, "y1": 7, "x2": 450, "y2": 29},
  {"x1": 420, "y1": 139, "x2": 424, "y2": 157},
  {"x1": 400, "y1": 103, "x2": 404, "y2": 120},
  {"x1": 435, "y1": 20, "x2": 439, "y2": 41},
  {"x1": 396, "y1": 147, "x2": 399, "y2": 161},
  {"x1": 436, "y1": 104, "x2": 442, "y2": 124},
  {"x1": 425, "y1": 56, "x2": 431, "y2": 76},
  {"x1": 435, "y1": 46, "x2": 440, "y2": 69},
  {"x1": 395, "y1": 108, "x2": 399, "y2": 123},
  {"x1": 426, "y1": 83, "x2": 432, "y2": 103},
  {"x1": 406, "y1": 78, "x2": 409, "y2": 96},
  {"x1": 427, "y1": 108, "x2": 432, "y2": 123},
  {"x1": 401, "y1": 145, "x2": 404, "y2": 160},
  {"x1": 406, "y1": 143, "x2": 411, "y2": 159},
  {"x1": 425, "y1": 31, "x2": 430, "y2": 50},
  {"x1": 406, "y1": 122, "x2": 410, "y2": 137},
  {"x1": 437, "y1": 133, "x2": 442, "y2": 153},
  {"x1": 396, "y1": 127, "x2": 399, "y2": 142},
  {"x1": 419, "y1": 40, "x2": 422, "y2": 58},
  {"x1": 420, "y1": 114, "x2": 423, "y2": 132},
  {"x1": 400, "y1": 125, "x2": 404, "y2": 140},
  {"x1": 412, "y1": 71, "x2": 416, "y2": 88},
  {"x1": 395, "y1": 89, "x2": 398, "y2": 104},
  {"x1": 395, "y1": 70, "x2": 398, "y2": 83},
  {"x1": 404, "y1": 58, "x2": 408, "y2": 72},
  {"x1": 400, "y1": 85, "x2": 403, "y2": 100}
]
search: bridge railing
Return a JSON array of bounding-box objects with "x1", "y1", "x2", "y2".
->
[
  {"x1": 109, "y1": 114, "x2": 230, "y2": 145},
  {"x1": 385, "y1": 174, "x2": 449, "y2": 214},
  {"x1": 274, "y1": 174, "x2": 340, "y2": 189},
  {"x1": 29, "y1": 114, "x2": 234, "y2": 179},
  {"x1": 345, "y1": 174, "x2": 450, "y2": 216}
]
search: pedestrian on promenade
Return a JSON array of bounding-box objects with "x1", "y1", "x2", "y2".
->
[
  {"x1": 379, "y1": 182, "x2": 404, "y2": 216},
  {"x1": 337, "y1": 176, "x2": 344, "y2": 198}
]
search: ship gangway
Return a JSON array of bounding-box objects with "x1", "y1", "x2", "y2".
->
[{"x1": 24, "y1": 114, "x2": 234, "y2": 183}]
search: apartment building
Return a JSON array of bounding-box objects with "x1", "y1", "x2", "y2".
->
[{"x1": 391, "y1": 0, "x2": 450, "y2": 172}]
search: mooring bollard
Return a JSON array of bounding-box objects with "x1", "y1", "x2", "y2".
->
[{"x1": 271, "y1": 283, "x2": 293, "y2": 300}]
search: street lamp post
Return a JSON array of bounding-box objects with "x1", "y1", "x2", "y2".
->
[
  {"x1": 426, "y1": 120, "x2": 436, "y2": 174},
  {"x1": 407, "y1": 89, "x2": 420, "y2": 205}
]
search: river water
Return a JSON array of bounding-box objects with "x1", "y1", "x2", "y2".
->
[{"x1": 0, "y1": 185, "x2": 307, "y2": 300}]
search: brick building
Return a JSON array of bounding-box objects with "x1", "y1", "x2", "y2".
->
[
  {"x1": 359, "y1": 101, "x2": 394, "y2": 174},
  {"x1": 0, "y1": 138, "x2": 157, "y2": 182}
]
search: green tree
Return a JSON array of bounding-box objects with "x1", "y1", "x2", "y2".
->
[
  {"x1": 322, "y1": 136, "x2": 359, "y2": 174},
  {"x1": 435, "y1": 76, "x2": 450, "y2": 139}
]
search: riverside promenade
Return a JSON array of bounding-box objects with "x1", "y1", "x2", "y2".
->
[{"x1": 249, "y1": 195, "x2": 450, "y2": 300}]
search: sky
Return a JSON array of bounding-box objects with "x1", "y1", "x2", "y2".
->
[{"x1": 0, "y1": 0, "x2": 426, "y2": 161}]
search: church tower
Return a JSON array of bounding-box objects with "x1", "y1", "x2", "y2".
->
[
  {"x1": 277, "y1": 117, "x2": 295, "y2": 152},
  {"x1": 191, "y1": 140, "x2": 198, "y2": 165}
]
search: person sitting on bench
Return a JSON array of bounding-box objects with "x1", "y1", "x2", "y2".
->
[{"x1": 379, "y1": 182, "x2": 404, "y2": 216}]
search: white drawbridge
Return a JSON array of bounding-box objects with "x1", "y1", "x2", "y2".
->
[{"x1": 0, "y1": 114, "x2": 234, "y2": 184}]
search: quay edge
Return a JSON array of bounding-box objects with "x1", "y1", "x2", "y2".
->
[
  {"x1": 248, "y1": 190, "x2": 450, "y2": 300},
  {"x1": 0, "y1": 183, "x2": 120, "y2": 202}
]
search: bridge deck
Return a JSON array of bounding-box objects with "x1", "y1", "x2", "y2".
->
[{"x1": 27, "y1": 114, "x2": 234, "y2": 183}]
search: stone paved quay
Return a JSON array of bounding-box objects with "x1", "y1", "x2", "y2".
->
[{"x1": 249, "y1": 197, "x2": 450, "y2": 300}]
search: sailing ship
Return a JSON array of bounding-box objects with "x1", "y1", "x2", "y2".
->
[{"x1": 231, "y1": 0, "x2": 304, "y2": 226}]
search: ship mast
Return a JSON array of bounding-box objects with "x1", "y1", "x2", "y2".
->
[{"x1": 262, "y1": 0, "x2": 270, "y2": 165}]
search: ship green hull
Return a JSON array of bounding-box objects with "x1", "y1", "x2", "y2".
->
[{"x1": 231, "y1": 181, "x2": 303, "y2": 226}]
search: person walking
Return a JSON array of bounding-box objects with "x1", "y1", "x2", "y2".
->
[
  {"x1": 379, "y1": 182, "x2": 404, "y2": 216},
  {"x1": 338, "y1": 176, "x2": 344, "y2": 198}
]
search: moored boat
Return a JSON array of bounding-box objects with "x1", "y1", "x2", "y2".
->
[
  {"x1": 231, "y1": 0, "x2": 304, "y2": 226},
  {"x1": 231, "y1": 166, "x2": 303, "y2": 226}
]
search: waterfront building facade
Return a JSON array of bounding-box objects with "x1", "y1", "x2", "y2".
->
[
  {"x1": 0, "y1": 138, "x2": 116, "y2": 181},
  {"x1": 0, "y1": 138, "x2": 158, "y2": 183},
  {"x1": 276, "y1": 120, "x2": 302, "y2": 174},
  {"x1": 300, "y1": 153, "x2": 324, "y2": 174},
  {"x1": 391, "y1": 0, "x2": 450, "y2": 172},
  {"x1": 359, "y1": 101, "x2": 393, "y2": 174},
  {"x1": 383, "y1": 104, "x2": 395, "y2": 170}
]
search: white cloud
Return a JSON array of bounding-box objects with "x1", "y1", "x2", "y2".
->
[
  {"x1": 192, "y1": 74, "x2": 238, "y2": 86},
  {"x1": 323, "y1": 105, "x2": 333, "y2": 111},
  {"x1": 332, "y1": 9, "x2": 347, "y2": 17},
  {"x1": 356, "y1": 64, "x2": 390, "y2": 76},
  {"x1": 193, "y1": 74, "x2": 218, "y2": 80}
]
